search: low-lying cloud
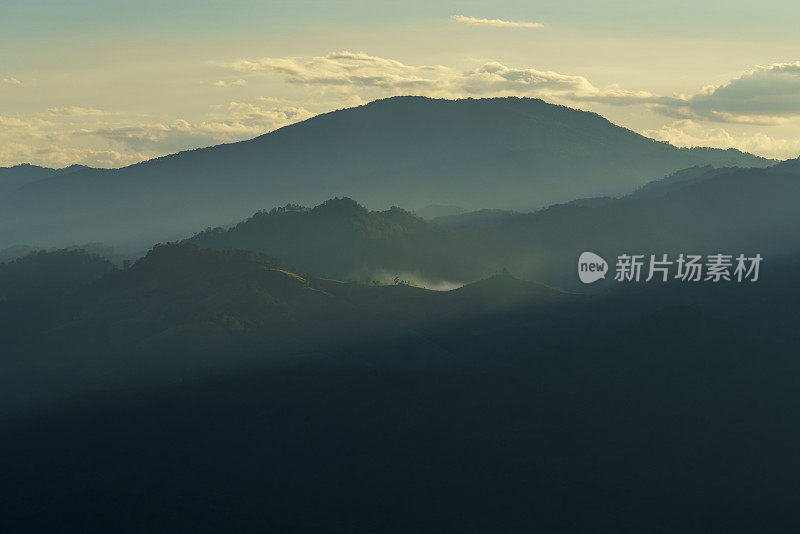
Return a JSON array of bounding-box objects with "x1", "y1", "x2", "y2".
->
[
  {"x1": 1, "y1": 101, "x2": 314, "y2": 167},
  {"x1": 78, "y1": 103, "x2": 314, "y2": 152}
]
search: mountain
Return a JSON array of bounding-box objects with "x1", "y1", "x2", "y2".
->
[
  {"x1": 0, "y1": 163, "x2": 91, "y2": 198},
  {"x1": 475, "y1": 159, "x2": 800, "y2": 288},
  {"x1": 185, "y1": 156, "x2": 800, "y2": 289},
  {"x1": 0, "y1": 242, "x2": 572, "y2": 412},
  {"x1": 0, "y1": 96, "x2": 772, "y2": 251},
  {"x1": 627, "y1": 165, "x2": 736, "y2": 199},
  {"x1": 0, "y1": 248, "x2": 115, "y2": 300},
  {"x1": 0, "y1": 242, "x2": 131, "y2": 267},
  {"x1": 0, "y1": 244, "x2": 43, "y2": 263},
  {"x1": 431, "y1": 208, "x2": 519, "y2": 232},
  {"x1": 414, "y1": 204, "x2": 467, "y2": 219},
  {"x1": 187, "y1": 197, "x2": 475, "y2": 282}
]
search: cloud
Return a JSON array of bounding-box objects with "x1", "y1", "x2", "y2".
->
[
  {"x1": 227, "y1": 51, "x2": 449, "y2": 91},
  {"x1": 451, "y1": 15, "x2": 544, "y2": 28},
  {"x1": 0, "y1": 141, "x2": 146, "y2": 168},
  {"x1": 78, "y1": 102, "x2": 314, "y2": 152},
  {"x1": 227, "y1": 53, "x2": 800, "y2": 126},
  {"x1": 1, "y1": 99, "x2": 315, "y2": 167},
  {"x1": 457, "y1": 62, "x2": 661, "y2": 104},
  {"x1": 0, "y1": 116, "x2": 54, "y2": 129},
  {"x1": 224, "y1": 51, "x2": 665, "y2": 104},
  {"x1": 2, "y1": 76, "x2": 21, "y2": 85},
  {"x1": 460, "y1": 61, "x2": 595, "y2": 94},
  {"x1": 644, "y1": 119, "x2": 800, "y2": 159},
  {"x1": 48, "y1": 106, "x2": 108, "y2": 117},
  {"x1": 628, "y1": 62, "x2": 800, "y2": 124},
  {"x1": 214, "y1": 79, "x2": 247, "y2": 87}
]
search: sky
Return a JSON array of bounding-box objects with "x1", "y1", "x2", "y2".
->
[{"x1": 3, "y1": 0, "x2": 800, "y2": 168}]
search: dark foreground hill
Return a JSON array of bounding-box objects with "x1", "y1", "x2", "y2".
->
[
  {"x1": 0, "y1": 243, "x2": 572, "y2": 412},
  {"x1": 2, "y1": 243, "x2": 800, "y2": 532},
  {"x1": 0, "y1": 96, "x2": 771, "y2": 250}
]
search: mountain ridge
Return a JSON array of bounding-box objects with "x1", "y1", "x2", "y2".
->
[{"x1": 0, "y1": 96, "x2": 774, "y2": 250}]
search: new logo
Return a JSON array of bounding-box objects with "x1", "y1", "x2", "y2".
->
[{"x1": 578, "y1": 251, "x2": 608, "y2": 284}]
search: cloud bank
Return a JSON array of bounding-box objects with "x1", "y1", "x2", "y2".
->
[{"x1": 652, "y1": 62, "x2": 800, "y2": 124}]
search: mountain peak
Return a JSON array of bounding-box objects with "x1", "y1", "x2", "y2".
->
[{"x1": 311, "y1": 197, "x2": 367, "y2": 217}]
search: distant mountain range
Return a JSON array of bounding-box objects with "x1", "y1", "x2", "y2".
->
[
  {"x1": 484, "y1": 159, "x2": 800, "y2": 288},
  {"x1": 0, "y1": 96, "x2": 773, "y2": 250},
  {"x1": 0, "y1": 163, "x2": 89, "y2": 198},
  {"x1": 185, "y1": 158, "x2": 800, "y2": 288}
]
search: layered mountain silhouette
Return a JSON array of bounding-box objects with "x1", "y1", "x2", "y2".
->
[
  {"x1": 0, "y1": 96, "x2": 772, "y2": 250},
  {"x1": 181, "y1": 158, "x2": 800, "y2": 288},
  {"x1": 480, "y1": 159, "x2": 800, "y2": 287}
]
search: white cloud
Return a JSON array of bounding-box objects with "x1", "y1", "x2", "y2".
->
[
  {"x1": 451, "y1": 15, "x2": 544, "y2": 28},
  {"x1": 77, "y1": 102, "x2": 314, "y2": 152},
  {"x1": 460, "y1": 61, "x2": 596, "y2": 94},
  {"x1": 224, "y1": 51, "x2": 666, "y2": 104},
  {"x1": 1, "y1": 99, "x2": 315, "y2": 167},
  {"x1": 226, "y1": 53, "x2": 800, "y2": 127},
  {"x1": 227, "y1": 51, "x2": 449, "y2": 92},
  {"x1": 638, "y1": 62, "x2": 800, "y2": 124},
  {"x1": 644, "y1": 120, "x2": 800, "y2": 160},
  {"x1": 2, "y1": 76, "x2": 22, "y2": 85}
]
